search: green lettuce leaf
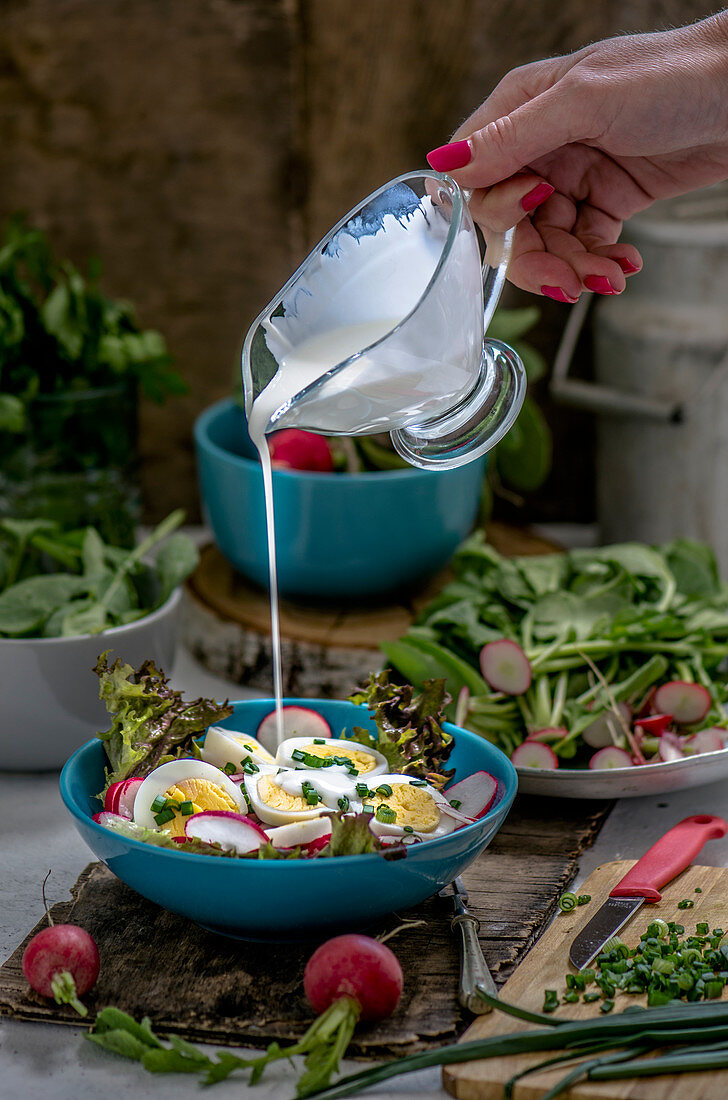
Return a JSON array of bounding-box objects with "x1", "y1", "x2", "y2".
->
[
  {"x1": 321, "y1": 811, "x2": 383, "y2": 856},
  {"x1": 348, "y1": 670, "x2": 455, "y2": 788},
  {"x1": 94, "y1": 652, "x2": 233, "y2": 792}
]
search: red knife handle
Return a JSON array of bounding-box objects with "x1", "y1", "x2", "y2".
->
[{"x1": 610, "y1": 815, "x2": 727, "y2": 902}]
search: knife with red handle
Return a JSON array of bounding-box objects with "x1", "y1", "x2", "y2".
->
[{"x1": 569, "y1": 814, "x2": 727, "y2": 971}]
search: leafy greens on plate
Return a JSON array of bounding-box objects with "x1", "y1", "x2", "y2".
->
[{"x1": 381, "y1": 531, "x2": 728, "y2": 769}]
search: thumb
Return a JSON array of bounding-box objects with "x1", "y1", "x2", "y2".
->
[{"x1": 428, "y1": 90, "x2": 579, "y2": 188}]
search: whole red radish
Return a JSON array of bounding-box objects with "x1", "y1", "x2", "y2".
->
[
  {"x1": 22, "y1": 923, "x2": 100, "y2": 1017},
  {"x1": 304, "y1": 933, "x2": 403, "y2": 1021},
  {"x1": 268, "y1": 429, "x2": 334, "y2": 472}
]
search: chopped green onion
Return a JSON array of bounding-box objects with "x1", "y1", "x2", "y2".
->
[
  {"x1": 409, "y1": 779, "x2": 427, "y2": 787},
  {"x1": 337, "y1": 796, "x2": 350, "y2": 812},
  {"x1": 313, "y1": 738, "x2": 326, "y2": 744},
  {"x1": 697, "y1": 922, "x2": 710, "y2": 936},
  {"x1": 154, "y1": 809, "x2": 176, "y2": 826},
  {"x1": 291, "y1": 749, "x2": 306, "y2": 761},
  {"x1": 150, "y1": 795, "x2": 167, "y2": 813},
  {"x1": 375, "y1": 805, "x2": 397, "y2": 824},
  {"x1": 375, "y1": 784, "x2": 393, "y2": 797},
  {"x1": 600, "y1": 1000, "x2": 614, "y2": 1013},
  {"x1": 695, "y1": 886, "x2": 703, "y2": 893},
  {"x1": 355, "y1": 783, "x2": 369, "y2": 797},
  {"x1": 577, "y1": 895, "x2": 592, "y2": 906},
  {"x1": 558, "y1": 892, "x2": 578, "y2": 913},
  {"x1": 223, "y1": 761, "x2": 237, "y2": 775},
  {"x1": 403, "y1": 826, "x2": 414, "y2": 833},
  {"x1": 677, "y1": 899, "x2": 695, "y2": 910},
  {"x1": 362, "y1": 804, "x2": 374, "y2": 815},
  {"x1": 179, "y1": 801, "x2": 195, "y2": 816},
  {"x1": 449, "y1": 799, "x2": 462, "y2": 810},
  {"x1": 542, "y1": 990, "x2": 559, "y2": 1013}
]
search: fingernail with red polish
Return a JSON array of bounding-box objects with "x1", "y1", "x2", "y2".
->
[
  {"x1": 616, "y1": 257, "x2": 640, "y2": 274},
  {"x1": 521, "y1": 182, "x2": 554, "y2": 212},
  {"x1": 541, "y1": 286, "x2": 579, "y2": 304},
  {"x1": 426, "y1": 140, "x2": 472, "y2": 172},
  {"x1": 584, "y1": 275, "x2": 619, "y2": 294}
]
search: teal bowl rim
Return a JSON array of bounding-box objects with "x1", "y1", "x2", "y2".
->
[
  {"x1": 60, "y1": 699, "x2": 518, "y2": 871},
  {"x1": 194, "y1": 398, "x2": 482, "y2": 484}
]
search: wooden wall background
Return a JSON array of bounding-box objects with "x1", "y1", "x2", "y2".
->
[{"x1": 0, "y1": 0, "x2": 717, "y2": 522}]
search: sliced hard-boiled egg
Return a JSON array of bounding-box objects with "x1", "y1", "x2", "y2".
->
[
  {"x1": 133, "y1": 759, "x2": 245, "y2": 838},
  {"x1": 350, "y1": 774, "x2": 458, "y2": 839},
  {"x1": 245, "y1": 767, "x2": 356, "y2": 826},
  {"x1": 201, "y1": 726, "x2": 276, "y2": 773},
  {"x1": 276, "y1": 736, "x2": 387, "y2": 778}
]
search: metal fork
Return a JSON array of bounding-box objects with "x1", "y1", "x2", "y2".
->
[{"x1": 439, "y1": 875, "x2": 498, "y2": 1014}]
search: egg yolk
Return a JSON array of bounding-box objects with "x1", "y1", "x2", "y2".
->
[
  {"x1": 370, "y1": 784, "x2": 440, "y2": 832},
  {"x1": 257, "y1": 775, "x2": 313, "y2": 814},
  {"x1": 162, "y1": 779, "x2": 238, "y2": 837},
  {"x1": 301, "y1": 743, "x2": 378, "y2": 774}
]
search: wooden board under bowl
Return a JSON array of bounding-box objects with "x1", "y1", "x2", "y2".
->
[
  {"x1": 444, "y1": 860, "x2": 728, "y2": 1100},
  {"x1": 182, "y1": 522, "x2": 560, "y2": 697}
]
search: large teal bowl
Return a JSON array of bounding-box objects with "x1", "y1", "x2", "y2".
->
[
  {"x1": 193, "y1": 399, "x2": 487, "y2": 599},
  {"x1": 60, "y1": 698, "x2": 517, "y2": 939}
]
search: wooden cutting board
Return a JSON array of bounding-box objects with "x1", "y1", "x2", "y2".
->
[{"x1": 444, "y1": 860, "x2": 728, "y2": 1099}]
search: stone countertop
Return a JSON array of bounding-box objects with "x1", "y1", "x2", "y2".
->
[{"x1": 4, "y1": 644, "x2": 728, "y2": 1100}]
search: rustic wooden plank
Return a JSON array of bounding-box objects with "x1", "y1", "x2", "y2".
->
[{"x1": 0, "y1": 794, "x2": 611, "y2": 1052}]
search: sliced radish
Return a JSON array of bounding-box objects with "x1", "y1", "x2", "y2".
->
[
  {"x1": 511, "y1": 742, "x2": 559, "y2": 769},
  {"x1": 634, "y1": 713, "x2": 673, "y2": 739},
  {"x1": 685, "y1": 728, "x2": 727, "y2": 755},
  {"x1": 104, "y1": 777, "x2": 143, "y2": 819},
  {"x1": 589, "y1": 746, "x2": 633, "y2": 770},
  {"x1": 268, "y1": 429, "x2": 334, "y2": 473},
  {"x1": 184, "y1": 811, "x2": 269, "y2": 854},
  {"x1": 582, "y1": 704, "x2": 631, "y2": 749},
  {"x1": 658, "y1": 731, "x2": 685, "y2": 763},
  {"x1": 526, "y1": 727, "x2": 567, "y2": 744},
  {"x1": 92, "y1": 811, "x2": 130, "y2": 828},
  {"x1": 443, "y1": 770, "x2": 498, "y2": 819},
  {"x1": 257, "y1": 705, "x2": 332, "y2": 753},
  {"x1": 653, "y1": 682, "x2": 712, "y2": 726},
  {"x1": 480, "y1": 639, "x2": 532, "y2": 695},
  {"x1": 264, "y1": 817, "x2": 333, "y2": 850}
]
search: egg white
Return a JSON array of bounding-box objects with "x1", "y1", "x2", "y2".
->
[
  {"x1": 245, "y1": 766, "x2": 357, "y2": 826},
  {"x1": 201, "y1": 726, "x2": 276, "y2": 771},
  {"x1": 350, "y1": 773, "x2": 458, "y2": 839},
  {"x1": 133, "y1": 759, "x2": 245, "y2": 833},
  {"x1": 276, "y1": 736, "x2": 387, "y2": 778}
]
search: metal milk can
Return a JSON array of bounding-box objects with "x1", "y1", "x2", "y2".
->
[{"x1": 551, "y1": 184, "x2": 728, "y2": 572}]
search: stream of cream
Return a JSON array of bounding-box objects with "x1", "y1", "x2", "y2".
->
[{"x1": 247, "y1": 318, "x2": 399, "y2": 748}]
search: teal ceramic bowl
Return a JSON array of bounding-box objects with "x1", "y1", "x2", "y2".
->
[
  {"x1": 60, "y1": 698, "x2": 517, "y2": 939},
  {"x1": 194, "y1": 399, "x2": 487, "y2": 599}
]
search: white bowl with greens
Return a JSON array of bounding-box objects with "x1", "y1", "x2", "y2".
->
[{"x1": 0, "y1": 512, "x2": 197, "y2": 771}]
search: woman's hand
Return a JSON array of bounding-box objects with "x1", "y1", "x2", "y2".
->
[{"x1": 427, "y1": 14, "x2": 728, "y2": 299}]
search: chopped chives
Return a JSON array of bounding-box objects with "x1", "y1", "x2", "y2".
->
[
  {"x1": 291, "y1": 749, "x2": 306, "y2": 762},
  {"x1": 409, "y1": 779, "x2": 427, "y2": 787},
  {"x1": 150, "y1": 795, "x2": 167, "y2": 813},
  {"x1": 449, "y1": 799, "x2": 462, "y2": 810},
  {"x1": 313, "y1": 738, "x2": 326, "y2": 744},
  {"x1": 362, "y1": 804, "x2": 374, "y2": 815},
  {"x1": 403, "y1": 825, "x2": 414, "y2": 833},
  {"x1": 375, "y1": 784, "x2": 393, "y2": 797},
  {"x1": 179, "y1": 801, "x2": 195, "y2": 815},
  {"x1": 223, "y1": 761, "x2": 237, "y2": 775},
  {"x1": 375, "y1": 805, "x2": 397, "y2": 824},
  {"x1": 558, "y1": 892, "x2": 578, "y2": 913},
  {"x1": 542, "y1": 990, "x2": 559, "y2": 1013},
  {"x1": 577, "y1": 894, "x2": 592, "y2": 906},
  {"x1": 154, "y1": 808, "x2": 176, "y2": 826},
  {"x1": 355, "y1": 783, "x2": 369, "y2": 797},
  {"x1": 337, "y1": 796, "x2": 350, "y2": 812}
]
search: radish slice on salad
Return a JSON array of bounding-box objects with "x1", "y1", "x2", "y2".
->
[
  {"x1": 658, "y1": 733, "x2": 685, "y2": 763},
  {"x1": 480, "y1": 639, "x2": 532, "y2": 695},
  {"x1": 686, "y1": 728, "x2": 727, "y2": 754},
  {"x1": 588, "y1": 746, "x2": 633, "y2": 770},
  {"x1": 264, "y1": 817, "x2": 333, "y2": 849},
  {"x1": 443, "y1": 771, "x2": 498, "y2": 819},
  {"x1": 511, "y1": 742, "x2": 559, "y2": 769},
  {"x1": 257, "y1": 706, "x2": 332, "y2": 753},
  {"x1": 526, "y1": 727, "x2": 567, "y2": 744},
  {"x1": 634, "y1": 713, "x2": 673, "y2": 738},
  {"x1": 104, "y1": 777, "x2": 143, "y2": 819},
  {"x1": 582, "y1": 704, "x2": 631, "y2": 749},
  {"x1": 653, "y1": 681, "x2": 711, "y2": 725},
  {"x1": 92, "y1": 811, "x2": 130, "y2": 828},
  {"x1": 184, "y1": 811, "x2": 269, "y2": 854}
]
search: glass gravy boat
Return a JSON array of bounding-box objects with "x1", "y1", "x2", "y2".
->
[{"x1": 243, "y1": 171, "x2": 525, "y2": 469}]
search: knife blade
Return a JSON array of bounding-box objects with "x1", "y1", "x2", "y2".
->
[
  {"x1": 569, "y1": 814, "x2": 727, "y2": 971},
  {"x1": 439, "y1": 876, "x2": 497, "y2": 1013}
]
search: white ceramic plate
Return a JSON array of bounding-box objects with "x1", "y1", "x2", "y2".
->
[{"x1": 516, "y1": 746, "x2": 728, "y2": 799}]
